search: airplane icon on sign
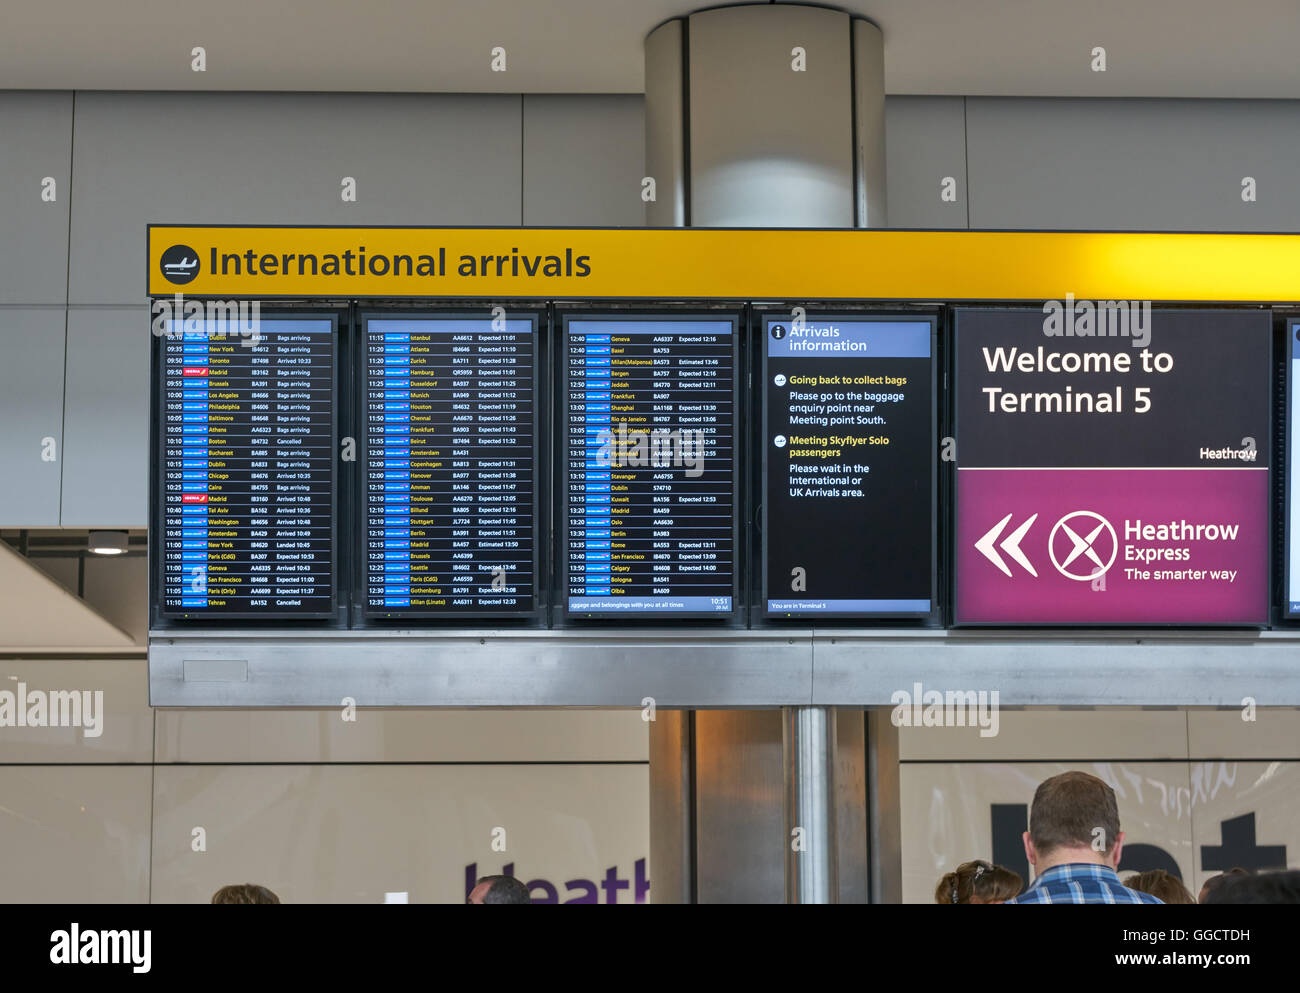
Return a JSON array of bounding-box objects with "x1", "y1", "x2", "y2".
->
[{"x1": 974, "y1": 513, "x2": 1038, "y2": 577}]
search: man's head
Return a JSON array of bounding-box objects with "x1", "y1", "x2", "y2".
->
[
  {"x1": 1198, "y1": 867, "x2": 1250, "y2": 904},
  {"x1": 467, "y1": 875, "x2": 532, "y2": 905},
  {"x1": 211, "y1": 883, "x2": 280, "y2": 904},
  {"x1": 1022, "y1": 771, "x2": 1124, "y2": 874}
]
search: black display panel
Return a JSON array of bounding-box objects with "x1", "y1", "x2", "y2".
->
[
  {"x1": 762, "y1": 314, "x2": 936, "y2": 617},
  {"x1": 562, "y1": 314, "x2": 737, "y2": 617},
  {"x1": 1282, "y1": 319, "x2": 1300, "y2": 617},
  {"x1": 361, "y1": 314, "x2": 537, "y2": 617},
  {"x1": 156, "y1": 316, "x2": 337, "y2": 618}
]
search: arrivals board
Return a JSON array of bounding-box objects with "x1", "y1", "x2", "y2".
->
[
  {"x1": 763, "y1": 315, "x2": 936, "y2": 617},
  {"x1": 362, "y1": 315, "x2": 537, "y2": 617},
  {"x1": 1287, "y1": 319, "x2": 1300, "y2": 618},
  {"x1": 562, "y1": 315, "x2": 737, "y2": 617},
  {"x1": 156, "y1": 317, "x2": 336, "y2": 618},
  {"x1": 954, "y1": 307, "x2": 1271, "y2": 625}
]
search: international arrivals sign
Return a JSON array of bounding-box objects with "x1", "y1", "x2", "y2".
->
[{"x1": 149, "y1": 226, "x2": 1300, "y2": 301}]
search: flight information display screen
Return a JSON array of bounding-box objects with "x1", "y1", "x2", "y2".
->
[
  {"x1": 763, "y1": 315, "x2": 935, "y2": 616},
  {"x1": 362, "y1": 315, "x2": 537, "y2": 616},
  {"x1": 1287, "y1": 319, "x2": 1300, "y2": 617},
  {"x1": 562, "y1": 315, "x2": 737, "y2": 617},
  {"x1": 156, "y1": 317, "x2": 336, "y2": 618}
]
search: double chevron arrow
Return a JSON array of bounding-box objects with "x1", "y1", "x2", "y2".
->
[{"x1": 974, "y1": 512, "x2": 1038, "y2": 577}]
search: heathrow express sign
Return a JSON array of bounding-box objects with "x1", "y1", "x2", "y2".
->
[{"x1": 954, "y1": 308, "x2": 1271, "y2": 625}]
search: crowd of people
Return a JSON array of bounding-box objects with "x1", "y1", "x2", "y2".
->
[{"x1": 936, "y1": 771, "x2": 1299, "y2": 904}]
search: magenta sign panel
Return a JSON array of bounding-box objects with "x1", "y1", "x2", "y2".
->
[{"x1": 954, "y1": 308, "x2": 1270, "y2": 625}]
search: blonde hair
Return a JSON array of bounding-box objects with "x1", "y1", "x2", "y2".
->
[{"x1": 935, "y1": 861, "x2": 1022, "y2": 904}]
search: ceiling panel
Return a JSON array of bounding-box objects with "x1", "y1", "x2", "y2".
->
[
  {"x1": 0, "y1": 542, "x2": 135, "y2": 651},
  {"x1": 0, "y1": 1, "x2": 1298, "y2": 98}
]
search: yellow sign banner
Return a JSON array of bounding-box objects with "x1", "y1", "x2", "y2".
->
[{"x1": 148, "y1": 226, "x2": 1300, "y2": 301}]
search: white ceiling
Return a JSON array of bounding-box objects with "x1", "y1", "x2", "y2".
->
[{"x1": 2, "y1": 0, "x2": 1299, "y2": 98}]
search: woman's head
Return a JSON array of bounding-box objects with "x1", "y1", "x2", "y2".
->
[
  {"x1": 1124, "y1": 869, "x2": 1196, "y2": 904},
  {"x1": 211, "y1": 883, "x2": 281, "y2": 904},
  {"x1": 935, "y1": 860, "x2": 1023, "y2": 904}
]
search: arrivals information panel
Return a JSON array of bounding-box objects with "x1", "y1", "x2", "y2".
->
[
  {"x1": 563, "y1": 316, "x2": 736, "y2": 616},
  {"x1": 362, "y1": 316, "x2": 537, "y2": 616},
  {"x1": 763, "y1": 316, "x2": 935, "y2": 616},
  {"x1": 157, "y1": 318, "x2": 336, "y2": 618}
]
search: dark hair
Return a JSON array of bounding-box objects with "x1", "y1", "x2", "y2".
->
[
  {"x1": 1198, "y1": 866, "x2": 1250, "y2": 903},
  {"x1": 478, "y1": 875, "x2": 532, "y2": 904},
  {"x1": 1123, "y1": 869, "x2": 1195, "y2": 904},
  {"x1": 1028, "y1": 771, "x2": 1121, "y2": 857},
  {"x1": 211, "y1": 883, "x2": 280, "y2": 904},
  {"x1": 935, "y1": 860, "x2": 1023, "y2": 904},
  {"x1": 1205, "y1": 869, "x2": 1300, "y2": 905}
]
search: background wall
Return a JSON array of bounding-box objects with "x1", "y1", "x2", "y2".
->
[
  {"x1": 3, "y1": 89, "x2": 1299, "y2": 901},
  {"x1": 6, "y1": 90, "x2": 1295, "y2": 527},
  {"x1": 900, "y1": 710, "x2": 1300, "y2": 903},
  {"x1": 0, "y1": 90, "x2": 651, "y2": 903},
  {"x1": 0, "y1": 660, "x2": 650, "y2": 903}
]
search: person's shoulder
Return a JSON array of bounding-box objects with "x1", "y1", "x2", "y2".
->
[{"x1": 1004, "y1": 889, "x2": 1047, "y2": 904}]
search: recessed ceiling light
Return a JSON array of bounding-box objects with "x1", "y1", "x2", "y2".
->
[{"x1": 88, "y1": 531, "x2": 128, "y2": 555}]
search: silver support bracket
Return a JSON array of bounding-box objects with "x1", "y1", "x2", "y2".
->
[{"x1": 149, "y1": 627, "x2": 1300, "y2": 708}]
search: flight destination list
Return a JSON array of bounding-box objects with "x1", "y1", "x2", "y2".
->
[
  {"x1": 565, "y1": 317, "x2": 735, "y2": 615},
  {"x1": 363, "y1": 317, "x2": 536, "y2": 616},
  {"x1": 764, "y1": 317, "x2": 934, "y2": 616},
  {"x1": 158, "y1": 320, "x2": 336, "y2": 617}
]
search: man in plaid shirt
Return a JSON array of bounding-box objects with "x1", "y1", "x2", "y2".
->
[{"x1": 1007, "y1": 771, "x2": 1163, "y2": 904}]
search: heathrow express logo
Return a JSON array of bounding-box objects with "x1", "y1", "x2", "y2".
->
[
  {"x1": 1049, "y1": 510, "x2": 1118, "y2": 582},
  {"x1": 160, "y1": 243, "x2": 200, "y2": 285},
  {"x1": 974, "y1": 510, "x2": 1118, "y2": 581}
]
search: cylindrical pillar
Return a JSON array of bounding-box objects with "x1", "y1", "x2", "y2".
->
[
  {"x1": 853, "y1": 18, "x2": 887, "y2": 228},
  {"x1": 645, "y1": 4, "x2": 886, "y2": 229},
  {"x1": 643, "y1": 4, "x2": 894, "y2": 905},
  {"x1": 784, "y1": 706, "x2": 839, "y2": 903}
]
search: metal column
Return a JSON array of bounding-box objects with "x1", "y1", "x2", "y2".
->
[
  {"x1": 784, "y1": 705, "x2": 839, "y2": 903},
  {"x1": 643, "y1": 5, "x2": 892, "y2": 904}
]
